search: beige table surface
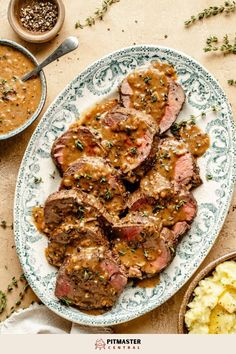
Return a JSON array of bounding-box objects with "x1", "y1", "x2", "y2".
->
[{"x1": 0, "y1": 0, "x2": 236, "y2": 334}]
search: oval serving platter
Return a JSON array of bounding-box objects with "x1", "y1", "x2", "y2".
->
[{"x1": 14, "y1": 45, "x2": 236, "y2": 326}]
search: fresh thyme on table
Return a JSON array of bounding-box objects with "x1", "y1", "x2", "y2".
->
[
  {"x1": 75, "y1": 0, "x2": 120, "y2": 29},
  {"x1": 0, "y1": 274, "x2": 29, "y2": 320},
  {"x1": 204, "y1": 34, "x2": 236, "y2": 54},
  {"x1": 228, "y1": 79, "x2": 236, "y2": 85},
  {"x1": 184, "y1": 1, "x2": 236, "y2": 27}
]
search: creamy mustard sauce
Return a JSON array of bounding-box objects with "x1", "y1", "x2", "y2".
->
[{"x1": 0, "y1": 45, "x2": 42, "y2": 134}]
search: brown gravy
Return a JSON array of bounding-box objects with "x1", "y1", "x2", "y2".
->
[
  {"x1": 179, "y1": 123, "x2": 210, "y2": 157},
  {"x1": 32, "y1": 206, "x2": 45, "y2": 233},
  {"x1": 135, "y1": 275, "x2": 160, "y2": 288},
  {"x1": 0, "y1": 45, "x2": 42, "y2": 135}
]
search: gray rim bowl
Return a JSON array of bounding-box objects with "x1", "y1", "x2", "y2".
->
[{"x1": 0, "y1": 39, "x2": 47, "y2": 140}]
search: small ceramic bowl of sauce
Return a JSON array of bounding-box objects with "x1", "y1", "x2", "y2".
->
[
  {"x1": 8, "y1": 0, "x2": 65, "y2": 43},
  {"x1": 0, "y1": 39, "x2": 46, "y2": 140}
]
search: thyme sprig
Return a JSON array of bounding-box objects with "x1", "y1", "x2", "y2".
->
[
  {"x1": 0, "y1": 274, "x2": 29, "y2": 320},
  {"x1": 228, "y1": 79, "x2": 236, "y2": 85},
  {"x1": 75, "y1": 0, "x2": 120, "y2": 29},
  {"x1": 185, "y1": 1, "x2": 236, "y2": 27},
  {"x1": 204, "y1": 34, "x2": 236, "y2": 54}
]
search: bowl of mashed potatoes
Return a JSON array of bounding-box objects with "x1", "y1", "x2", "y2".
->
[{"x1": 178, "y1": 251, "x2": 236, "y2": 334}]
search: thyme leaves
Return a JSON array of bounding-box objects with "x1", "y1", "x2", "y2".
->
[
  {"x1": 75, "y1": 0, "x2": 120, "y2": 30},
  {"x1": 184, "y1": 1, "x2": 236, "y2": 27},
  {"x1": 204, "y1": 34, "x2": 236, "y2": 54}
]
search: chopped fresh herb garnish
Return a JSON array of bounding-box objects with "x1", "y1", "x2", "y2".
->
[
  {"x1": 75, "y1": 139, "x2": 84, "y2": 151},
  {"x1": 118, "y1": 250, "x2": 126, "y2": 256},
  {"x1": 95, "y1": 114, "x2": 102, "y2": 121},
  {"x1": 130, "y1": 147, "x2": 137, "y2": 155},
  {"x1": 59, "y1": 297, "x2": 71, "y2": 306},
  {"x1": 144, "y1": 250, "x2": 149, "y2": 258},
  {"x1": 151, "y1": 94, "x2": 158, "y2": 103},
  {"x1": 104, "y1": 189, "x2": 112, "y2": 201},
  {"x1": 77, "y1": 206, "x2": 85, "y2": 219},
  {"x1": 34, "y1": 177, "x2": 42, "y2": 184},
  {"x1": 153, "y1": 204, "x2": 165, "y2": 213},
  {"x1": 106, "y1": 141, "x2": 114, "y2": 148},
  {"x1": 85, "y1": 174, "x2": 92, "y2": 180},
  {"x1": 206, "y1": 174, "x2": 213, "y2": 180},
  {"x1": 100, "y1": 176, "x2": 107, "y2": 183},
  {"x1": 175, "y1": 200, "x2": 186, "y2": 210},
  {"x1": 144, "y1": 76, "x2": 152, "y2": 84}
]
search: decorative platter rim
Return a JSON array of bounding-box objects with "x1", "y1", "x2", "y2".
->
[{"x1": 14, "y1": 45, "x2": 236, "y2": 326}]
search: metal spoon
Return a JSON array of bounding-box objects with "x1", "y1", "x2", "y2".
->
[{"x1": 21, "y1": 36, "x2": 79, "y2": 82}]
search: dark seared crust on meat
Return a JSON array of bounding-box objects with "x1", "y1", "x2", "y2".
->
[
  {"x1": 46, "y1": 222, "x2": 109, "y2": 268},
  {"x1": 112, "y1": 219, "x2": 171, "y2": 279},
  {"x1": 43, "y1": 189, "x2": 113, "y2": 232},
  {"x1": 159, "y1": 79, "x2": 185, "y2": 134},
  {"x1": 51, "y1": 126, "x2": 106, "y2": 174},
  {"x1": 55, "y1": 247, "x2": 127, "y2": 309},
  {"x1": 60, "y1": 156, "x2": 127, "y2": 216}
]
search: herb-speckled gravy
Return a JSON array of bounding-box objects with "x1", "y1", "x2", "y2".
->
[{"x1": 0, "y1": 45, "x2": 42, "y2": 135}]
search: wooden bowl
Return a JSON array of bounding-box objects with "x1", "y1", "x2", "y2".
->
[
  {"x1": 8, "y1": 0, "x2": 65, "y2": 43},
  {"x1": 178, "y1": 251, "x2": 236, "y2": 334}
]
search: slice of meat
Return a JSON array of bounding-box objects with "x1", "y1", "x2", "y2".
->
[
  {"x1": 43, "y1": 189, "x2": 113, "y2": 232},
  {"x1": 141, "y1": 137, "x2": 202, "y2": 190},
  {"x1": 119, "y1": 65, "x2": 185, "y2": 133},
  {"x1": 112, "y1": 220, "x2": 171, "y2": 279},
  {"x1": 61, "y1": 157, "x2": 126, "y2": 216},
  {"x1": 159, "y1": 80, "x2": 185, "y2": 134},
  {"x1": 174, "y1": 152, "x2": 202, "y2": 188},
  {"x1": 55, "y1": 247, "x2": 127, "y2": 309},
  {"x1": 126, "y1": 188, "x2": 197, "y2": 227},
  {"x1": 160, "y1": 221, "x2": 190, "y2": 249},
  {"x1": 120, "y1": 66, "x2": 169, "y2": 124},
  {"x1": 46, "y1": 222, "x2": 109, "y2": 267},
  {"x1": 49, "y1": 219, "x2": 109, "y2": 245},
  {"x1": 100, "y1": 107, "x2": 158, "y2": 181},
  {"x1": 51, "y1": 126, "x2": 106, "y2": 174}
]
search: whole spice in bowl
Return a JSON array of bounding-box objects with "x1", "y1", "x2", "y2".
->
[
  {"x1": 19, "y1": 1, "x2": 59, "y2": 33},
  {"x1": 8, "y1": 0, "x2": 65, "y2": 43}
]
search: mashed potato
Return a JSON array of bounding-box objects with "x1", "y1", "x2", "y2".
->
[{"x1": 185, "y1": 260, "x2": 236, "y2": 334}]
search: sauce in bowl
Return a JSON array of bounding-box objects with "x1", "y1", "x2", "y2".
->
[{"x1": 0, "y1": 44, "x2": 42, "y2": 135}]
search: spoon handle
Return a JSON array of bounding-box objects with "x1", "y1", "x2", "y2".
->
[{"x1": 21, "y1": 36, "x2": 79, "y2": 82}]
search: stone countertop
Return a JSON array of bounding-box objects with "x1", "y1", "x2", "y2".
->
[{"x1": 0, "y1": 0, "x2": 235, "y2": 333}]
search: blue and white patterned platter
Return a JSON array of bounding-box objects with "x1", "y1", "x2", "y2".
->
[{"x1": 14, "y1": 46, "x2": 236, "y2": 326}]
